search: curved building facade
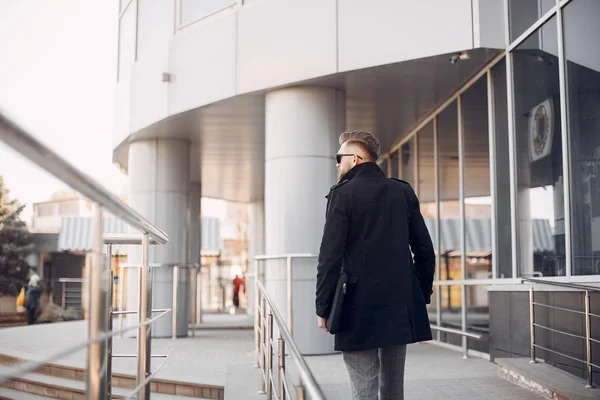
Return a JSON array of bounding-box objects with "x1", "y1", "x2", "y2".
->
[{"x1": 114, "y1": 0, "x2": 600, "y2": 383}]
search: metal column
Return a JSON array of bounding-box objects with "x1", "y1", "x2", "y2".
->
[
  {"x1": 137, "y1": 233, "x2": 153, "y2": 400},
  {"x1": 86, "y1": 204, "x2": 107, "y2": 400}
]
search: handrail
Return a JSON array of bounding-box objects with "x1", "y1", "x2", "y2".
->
[
  {"x1": 0, "y1": 309, "x2": 171, "y2": 383},
  {"x1": 0, "y1": 109, "x2": 168, "y2": 244},
  {"x1": 430, "y1": 325, "x2": 482, "y2": 340},
  {"x1": 254, "y1": 254, "x2": 318, "y2": 333},
  {"x1": 0, "y1": 109, "x2": 172, "y2": 399},
  {"x1": 255, "y1": 253, "x2": 317, "y2": 261},
  {"x1": 255, "y1": 280, "x2": 326, "y2": 400},
  {"x1": 521, "y1": 277, "x2": 600, "y2": 292},
  {"x1": 524, "y1": 279, "x2": 599, "y2": 388},
  {"x1": 58, "y1": 278, "x2": 85, "y2": 283}
]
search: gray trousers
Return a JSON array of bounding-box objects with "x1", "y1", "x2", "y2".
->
[{"x1": 342, "y1": 345, "x2": 407, "y2": 400}]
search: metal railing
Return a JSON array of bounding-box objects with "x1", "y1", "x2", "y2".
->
[
  {"x1": 255, "y1": 280, "x2": 326, "y2": 400},
  {"x1": 0, "y1": 109, "x2": 170, "y2": 399},
  {"x1": 254, "y1": 254, "x2": 318, "y2": 334},
  {"x1": 117, "y1": 262, "x2": 201, "y2": 339},
  {"x1": 522, "y1": 277, "x2": 600, "y2": 389}
]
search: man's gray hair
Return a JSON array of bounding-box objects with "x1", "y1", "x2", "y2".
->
[{"x1": 339, "y1": 130, "x2": 381, "y2": 162}]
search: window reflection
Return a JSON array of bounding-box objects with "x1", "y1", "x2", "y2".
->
[
  {"x1": 438, "y1": 102, "x2": 461, "y2": 280},
  {"x1": 564, "y1": 0, "x2": 600, "y2": 276},
  {"x1": 400, "y1": 138, "x2": 416, "y2": 188},
  {"x1": 462, "y1": 76, "x2": 493, "y2": 280},
  {"x1": 512, "y1": 16, "x2": 565, "y2": 277},
  {"x1": 508, "y1": 0, "x2": 555, "y2": 42},
  {"x1": 492, "y1": 60, "x2": 514, "y2": 278}
]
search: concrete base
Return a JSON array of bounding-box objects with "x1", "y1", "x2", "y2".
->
[{"x1": 497, "y1": 358, "x2": 599, "y2": 400}]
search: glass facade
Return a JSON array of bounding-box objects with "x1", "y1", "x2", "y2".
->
[
  {"x1": 383, "y1": 0, "x2": 600, "y2": 355},
  {"x1": 564, "y1": 0, "x2": 600, "y2": 276}
]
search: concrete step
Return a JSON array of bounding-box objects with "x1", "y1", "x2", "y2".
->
[
  {"x1": 496, "y1": 358, "x2": 599, "y2": 400},
  {"x1": 224, "y1": 363, "x2": 263, "y2": 400},
  {"x1": 0, "y1": 354, "x2": 224, "y2": 399},
  {"x1": 0, "y1": 387, "x2": 48, "y2": 400},
  {"x1": 1, "y1": 368, "x2": 213, "y2": 400}
]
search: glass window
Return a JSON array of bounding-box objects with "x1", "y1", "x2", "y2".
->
[
  {"x1": 564, "y1": 0, "x2": 600, "y2": 276},
  {"x1": 440, "y1": 284, "x2": 462, "y2": 346},
  {"x1": 512, "y1": 16, "x2": 565, "y2": 277},
  {"x1": 508, "y1": 0, "x2": 555, "y2": 42},
  {"x1": 379, "y1": 157, "x2": 389, "y2": 176},
  {"x1": 438, "y1": 102, "x2": 461, "y2": 280},
  {"x1": 180, "y1": 0, "x2": 236, "y2": 26},
  {"x1": 400, "y1": 138, "x2": 416, "y2": 189},
  {"x1": 120, "y1": 0, "x2": 131, "y2": 13},
  {"x1": 467, "y1": 284, "x2": 490, "y2": 354},
  {"x1": 389, "y1": 150, "x2": 399, "y2": 179},
  {"x1": 417, "y1": 123, "x2": 437, "y2": 255},
  {"x1": 137, "y1": 0, "x2": 175, "y2": 61},
  {"x1": 59, "y1": 202, "x2": 79, "y2": 215},
  {"x1": 462, "y1": 76, "x2": 492, "y2": 280},
  {"x1": 36, "y1": 205, "x2": 55, "y2": 217},
  {"x1": 118, "y1": 0, "x2": 137, "y2": 81},
  {"x1": 491, "y1": 60, "x2": 514, "y2": 278}
]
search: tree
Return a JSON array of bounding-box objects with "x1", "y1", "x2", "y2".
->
[{"x1": 0, "y1": 176, "x2": 33, "y2": 296}]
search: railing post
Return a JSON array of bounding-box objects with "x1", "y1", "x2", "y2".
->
[
  {"x1": 119, "y1": 264, "x2": 125, "y2": 338},
  {"x1": 286, "y1": 257, "x2": 293, "y2": 334},
  {"x1": 172, "y1": 265, "x2": 179, "y2": 339},
  {"x1": 107, "y1": 269, "x2": 114, "y2": 399},
  {"x1": 137, "y1": 233, "x2": 152, "y2": 400},
  {"x1": 529, "y1": 283, "x2": 536, "y2": 364},
  {"x1": 258, "y1": 297, "x2": 267, "y2": 394},
  {"x1": 61, "y1": 282, "x2": 66, "y2": 309},
  {"x1": 267, "y1": 313, "x2": 274, "y2": 400},
  {"x1": 296, "y1": 385, "x2": 305, "y2": 400},
  {"x1": 86, "y1": 203, "x2": 107, "y2": 400},
  {"x1": 190, "y1": 266, "x2": 197, "y2": 337},
  {"x1": 278, "y1": 336, "x2": 286, "y2": 400},
  {"x1": 196, "y1": 265, "x2": 203, "y2": 324},
  {"x1": 254, "y1": 273, "x2": 260, "y2": 368},
  {"x1": 584, "y1": 290, "x2": 592, "y2": 388}
]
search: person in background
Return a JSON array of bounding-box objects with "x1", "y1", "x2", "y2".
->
[
  {"x1": 24, "y1": 274, "x2": 42, "y2": 325},
  {"x1": 232, "y1": 274, "x2": 245, "y2": 309}
]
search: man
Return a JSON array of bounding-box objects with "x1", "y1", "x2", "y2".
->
[{"x1": 315, "y1": 131, "x2": 435, "y2": 400}]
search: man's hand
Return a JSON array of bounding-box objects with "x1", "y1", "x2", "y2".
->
[{"x1": 317, "y1": 316, "x2": 329, "y2": 333}]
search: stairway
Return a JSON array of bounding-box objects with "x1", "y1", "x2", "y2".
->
[{"x1": 0, "y1": 355, "x2": 224, "y2": 400}]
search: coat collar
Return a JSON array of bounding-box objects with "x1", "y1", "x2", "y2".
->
[{"x1": 340, "y1": 162, "x2": 385, "y2": 182}]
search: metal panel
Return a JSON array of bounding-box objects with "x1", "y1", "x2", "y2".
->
[
  {"x1": 473, "y1": 0, "x2": 505, "y2": 49},
  {"x1": 338, "y1": 0, "x2": 474, "y2": 72},
  {"x1": 168, "y1": 13, "x2": 237, "y2": 116},
  {"x1": 236, "y1": 0, "x2": 337, "y2": 93}
]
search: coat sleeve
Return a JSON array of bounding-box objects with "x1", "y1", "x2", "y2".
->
[
  {"x1": 315, "y1": 189, "x2": 349, "y2": 318},
  {"x1": 405, "y1": 184, "x2": 436, "y2": 304}
]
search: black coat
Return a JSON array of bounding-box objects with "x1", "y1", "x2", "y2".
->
[
  {"x1": 315, "y1": 162, "x2": 435, "y2": 352},
  {"x1": 25, "y1": 284, "x2": 42, "y2": 310}
]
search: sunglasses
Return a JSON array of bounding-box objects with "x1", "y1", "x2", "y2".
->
[{"x1": 336, "y1": 154, "x2": 363, "y2": 164}]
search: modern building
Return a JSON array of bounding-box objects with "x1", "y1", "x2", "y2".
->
[
  {"x1": 31, "y1": 194, "x2": 94, "y2": 233},
  {"x1": 112, "y1": 0, "x2": 600, "y2": 385}
]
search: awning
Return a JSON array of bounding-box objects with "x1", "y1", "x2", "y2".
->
[
  {"x1": 58, "y1": 216, "x2": 222, "y2": 254},
  {"x1": 424, "y1": 218, "x2": 555, "y2": 253}
]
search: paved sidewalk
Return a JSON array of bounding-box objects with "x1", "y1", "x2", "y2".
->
[
  {"x1": 0, "y1": 320, "x2": 255, "y2": 387},
  {"x1": 306, "y1": 344, "x2": 544, "y2": 400},
  {"x1": 0, "y1": 320, "x2": 543, "y2": 399}
]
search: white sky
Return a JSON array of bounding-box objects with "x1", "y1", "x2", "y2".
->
[{"x1": 0, "y1": 0, "x2": 127, "y2": 222}]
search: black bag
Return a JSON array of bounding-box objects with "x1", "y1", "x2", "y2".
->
[{"x1": 326, "y1": 270, "x2": 348, "y2": 334}]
